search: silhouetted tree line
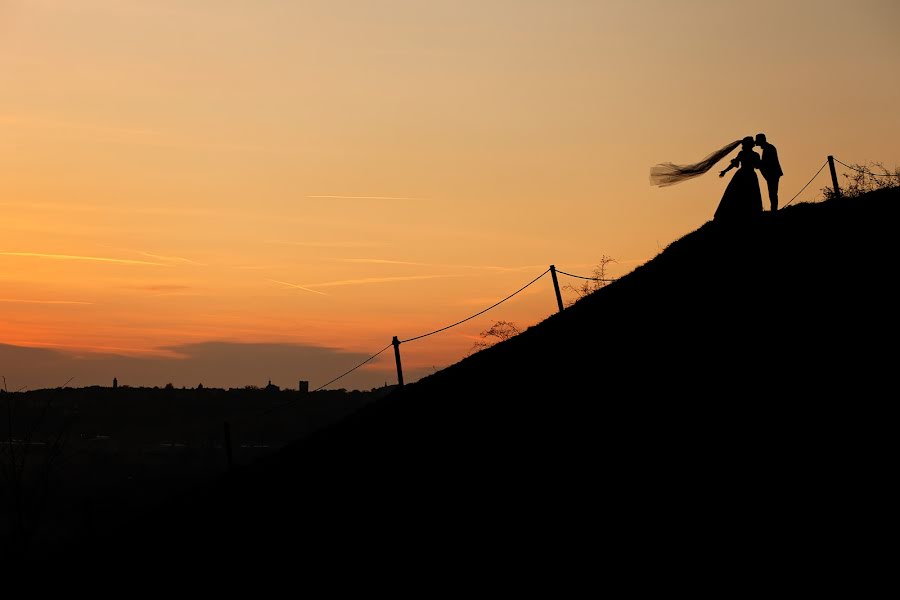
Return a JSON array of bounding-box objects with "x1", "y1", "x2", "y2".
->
[{"x1": 1, "y1": 383, "x2": 394, "y2": 561}]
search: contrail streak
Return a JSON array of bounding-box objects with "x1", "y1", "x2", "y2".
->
[
  {"x1": 269, "y1": 279, "x2": 330, "y2": 296},
  {"x1": 0, "y1": 298, "x2": 93, "y2": 305},
  {"x1": 299, "y1": 274, "x2": 459, "y2": 288},
  {"x1": 0, "y1": 252, "x2": 165, "y2": 266}
]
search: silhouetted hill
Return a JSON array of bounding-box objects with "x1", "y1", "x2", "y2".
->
[{"x1": 43, "y1": 190, "x2": 898, "y2": 581}]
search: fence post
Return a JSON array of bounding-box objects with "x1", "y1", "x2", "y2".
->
[
  {"x1": 550, "y1": 265, "x2": 564, "y2": 313},
  {"x1": 224, "y1": 421, "x2": 234, "y2": 471},
  {"x1": 828, "y1": 155, "x2": 842, "y2": 199},
  {"x1": 392, "y1": 336, "x2": 405, "y2": 387}
]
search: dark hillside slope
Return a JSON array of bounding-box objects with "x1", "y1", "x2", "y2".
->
[{"x1": 56, "y1": 189, "x2": 899, "y2": 575}]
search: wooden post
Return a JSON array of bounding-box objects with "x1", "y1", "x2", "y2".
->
[
  {"x1": 224, "y1": 421, "x2": 234, "y2": 471},
  {"x1": 392, "y1": 336, "x2": 405, "y2": 387},
  {"x1": 828, "y1": 155, "x2": 842, "y2": 199},
  {"x1": 550, "y1": 265, "x2": 564, "y2": 313}
]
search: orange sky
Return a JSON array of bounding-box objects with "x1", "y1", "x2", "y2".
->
[{"x1": 2, "y1": 0, "x2": 899, "y2": 391}]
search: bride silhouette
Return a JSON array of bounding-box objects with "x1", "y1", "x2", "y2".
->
[
  {"x1": 650, "y1": 136, "x2": 763, "y2": 222},
  {"x1": 714, "y1": 136, "x2": 763, "y2": 222}
]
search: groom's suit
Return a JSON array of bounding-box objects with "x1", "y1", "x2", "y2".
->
[{"x1": 758, "y1": 141, "x2": 783, "y2": 211}]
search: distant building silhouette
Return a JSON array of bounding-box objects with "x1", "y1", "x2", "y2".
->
[
  {"x1": 265, "y1": 380, "x2": 280, "y2": 392},
  {"x1": 299, "y1": 380, "x2": 309, "y2": 394},
  {"x1": 113, "y1": 377, "x2": 118, "y2": 389}
]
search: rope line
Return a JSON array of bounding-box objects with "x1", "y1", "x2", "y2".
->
[
  {"x1": 234, "y1": 267, "x2": 552, "y2": 396},
  {"x1": 312, "y1": 343, "x2": 393, "y2": 392},
  {"x1": 783, "y1": 160, "x2": 828, "y2": 208},
  {"x1": 833, "y1": 158, "x2": 900, "y2": 178},
  {"x1": 555, "y1": 269, "x2": 616, "y2": 282},
  {"x1": 400, "y1": 268, "x2": 551, "y2": 344}
]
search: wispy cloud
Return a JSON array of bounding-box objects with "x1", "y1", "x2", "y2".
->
[
  {"x1": 234, "y1": 264, "x2": 287, "y2": 271},
  {"x1": 0, "y1": 201, "x2": 106, "y2": 213},
  {"x1": 287, "y1": 274, "x2": 462, "y2": 290},
  {"x1": 338, "y1": 258, "x2": 432, "y2": 266},
  {"x1": 444, "y1": 263, "x2": 548, "y2": 273},
  {"x1": 305, "y1": 195, "x2": 425, "y2": 201},
  {"x1": 7, "y1": 339, "x2": 177, "y2": 357},
  {"x1": 337, "y1": 258, "x2": 548, "y2": 273},
  {"x1": 0, "y1": 252, "x2": 165, "y2": 266},
  {"x1": 269, "y1": 280, "x2": 330, "y2": 296},
  {"x1": 125, "y1": 283, "x2": 201, "y2": 298},
  {"x1": 266, "y1": 240, "x2": 381, "y2": 248},
  {"x1": 0, "y1": 298, "x2": 93, "y2": 305},
  {"x1": 126, "y1": 284, "x2": 192, "y2": 293},
  {"x1": 334, "y1": 258, "x2": 547, "y2": 273},
  {"x1": 138, "y1": 252, "x2": 206, "y2": 266}
]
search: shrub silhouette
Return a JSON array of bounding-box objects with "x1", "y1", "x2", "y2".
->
[
  {"x1": 822, "y1": 160, "x2": 899, "y2": 199},
  {"x1": 562, "y1": 255, "x2": 616, "y2": 307},
  {"x1": 466, "y1": 320, "x2": 522, "y2": 356}
]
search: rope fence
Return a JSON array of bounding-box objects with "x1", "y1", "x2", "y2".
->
[
  {"x1": 833, "y1": 158, "x2": 900, "y2": 178},
  {"x1": 320, "y1": 264, "x2": 607, "y2": 392},
  {"x1": 312, "y1": 343, "x2": 393, "y2": 393},
  {"x1": 300, "y1": 267, "x2": 554, "y2": 393},
  {"x1": 784, "y1": 155, "x2": 900, "y2": 208},
  {"x1": 400, "y1": 268, "x2": 550, "y2": 344},
  {"x1": 783, "y1": 160, "x2": 828, "y2": 208},
  {"x1": 554, "y1": 269, "x2": 615, "y2": 283}
]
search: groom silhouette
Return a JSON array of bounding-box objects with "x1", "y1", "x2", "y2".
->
[{"x1": 755, "y1": 133, "x2": 782, "y2": 212}]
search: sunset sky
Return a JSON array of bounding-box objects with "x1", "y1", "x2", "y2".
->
[{"x1": 2, "y1": 0, "x2": 899, "y2": 391}]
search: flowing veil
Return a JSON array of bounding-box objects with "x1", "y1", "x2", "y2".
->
[{"x1": 650, "y1": 139, "x2": 742, "y2": 187}]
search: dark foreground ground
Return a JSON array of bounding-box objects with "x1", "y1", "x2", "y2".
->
[{"x1": 14, "y1": 190, "x2": 898, "y2": 585}]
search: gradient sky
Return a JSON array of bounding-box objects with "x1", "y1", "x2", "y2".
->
[{"x1": 2, "y1": 0, "x2": 899, "y2": 391}]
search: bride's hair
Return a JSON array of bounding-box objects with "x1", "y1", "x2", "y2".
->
[{"x1": 650, "y1": 139, "x2": 742, "y2": 187}]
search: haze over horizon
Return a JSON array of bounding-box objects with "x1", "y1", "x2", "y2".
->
[{"x1": 2, "y1": 0, "x2": 899, "y2": 391}]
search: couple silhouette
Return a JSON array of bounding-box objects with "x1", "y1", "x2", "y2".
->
[
  {"x1": 714, "y1": 134, "x2": 782, "y2": 221},
  {"x1": 650, "y1": 133, "x2": 783, "y2": 222}
]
